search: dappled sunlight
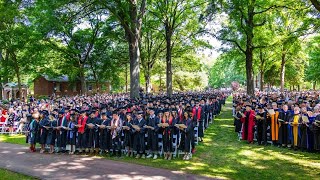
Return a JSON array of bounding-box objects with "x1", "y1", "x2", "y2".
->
[
  {"x1": 0, "y1": 150, "x2": 10, "y2": 154},
  {"x1": 262, "y1": 150, "x2": 320, "y2": 169},
  {"x1": 1, "y1": 96, "x2": 320, "y2": 179}
]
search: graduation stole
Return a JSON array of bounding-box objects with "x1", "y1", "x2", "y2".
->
[
  {"x1": 192, "y1": 106, "x2": 202, "y2": 121},
  {"x1": 67, "y1": 121, "x2": 73, "y2": 139},
  {"x1": 111, "y1": 118, "x2": 119, "y2": 139},
  {"x1": 78, "y1": 116, "x2": 87, "y2": 133},
  {"x1": 178, "y1": 108, "x2": 183, "y2": 121},
  {"x1": 162, "y1": 116, "x2": 173, "y2": 125},
  {"x1": 162, "y1": 116, "x2": 173, "y2": 135}
]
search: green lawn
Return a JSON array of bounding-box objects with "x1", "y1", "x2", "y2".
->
[
  {"x1": 0, "y1": 168, "x2": 37, "y2": 180},
  {"x1": 1, "y1": 97, "x2": 320, "y2": 179},
  {"x1": 0, "y1": 134, "x2": 26, "y2": 145}
]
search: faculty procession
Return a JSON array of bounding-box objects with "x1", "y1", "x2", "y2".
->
[
  {"x1": 233, "y1": 91, "x2": 320, "y2": 153},
  {"x1": 0, "y1": 91, "x2": 226, "y2": 161}
]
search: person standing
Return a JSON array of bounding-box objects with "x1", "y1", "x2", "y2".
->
[
  {"x1": 110, "y1": 110, "x2": 123, "y2": 157},
  {"x1": 178, "y1": 111, "x2": 193, "y2": 160},
  {"x1": 28, "y1": 112, "x2": 40, "y2": 152},
  {"x1": 146, "y1": 108, "x2": 160, "y2": 159},
  {"x1": 193, "y1": 101, "x2": 204, "y2": 142},
  {"x1": 76, "y1": 110, "x2": 87, "y2": 154},
  {"x1": 133, "y1": 111, "x2": 146, "y2": 159},
  {"x1": 255, "y1": 105, "x2": 268, "y2": 145},
  {"x1": 269, "y1": 102, "x2": 280, "y2": 145},
  {"x1": 241, "y1": 104, "x2": 255, "y2": 144},
  {"x1": 278, "y1": 105, "x2": 291, "y2": 148}
]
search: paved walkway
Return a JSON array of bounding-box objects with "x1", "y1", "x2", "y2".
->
[{"x1": 0, "y1": 142, "x2": 213, "y2": 180}]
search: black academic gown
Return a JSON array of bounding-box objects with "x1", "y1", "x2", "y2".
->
[
  {"x1": 161, "y1": 118, "x2": 176, "y2": 153},
  {"x1": 48, "y1": 119, "x2": 57, "y2": 146},
  {"x1": 146, "y1": 115, "x2": 160, "y2": 152},
  {"x1": 99, "y1": 118, "x2": 111, "y2": 151},
  {"x1": 123, "y1": 119, "x2": 134, "y2": 149},
  {"x1": 255, "y1": 111, "x2": 268, "y2": 145},
  {"x1": 300, "y1": 113, "x2": 309, "y2": 149},
  {"x1": 85, "y1": 117, "x2": 96, "y2": 149},
  {"x1": 133, "y1": 118, "x2": 146, "y2": 153},
  {"x1": 278, "y1": 110, "x2": 291, "y2": 146},
  {"x1": 178, "y1": 118, "x2": 193, "y2": 152},
  {"x1": 57, "y1": 116, "x2": 68, "y2": 149},
  {"x1": 234, "y1": 111, "x2": 242, "y2": 133},
  {"x1": 313, "y1": 115, "x2": 320, "y2": 151},
  {"x1": 39, "y1": 117, "x2": 50, "y2": 144},
  {"x1": 67, "y1": 121, "x2": 78, "y2": 145},
  {"x1": 94, "y1": 118, "x2": 102, "y2": 148}
]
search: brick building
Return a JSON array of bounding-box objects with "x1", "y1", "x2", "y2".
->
[{"x1": 33, "y1": 75, "x2": 110, "y2": 97}]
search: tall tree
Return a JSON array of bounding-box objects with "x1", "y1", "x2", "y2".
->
[
  {"x1": 150, "y1": 0, "x2": 206, "y2": 96},
  {"x1": 206, "y1": 0, "x2": 293, "y2": 95},
  {"x1": 104, "y1": 0, "x2": 147, "y2": 98},
  {"x1": 140, "y1": 13, "x2": 165, "y2": 93}
]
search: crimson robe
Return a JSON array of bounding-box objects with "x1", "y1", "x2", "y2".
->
[{"x1": 241, "y1": 110, "x2": 255, "y2": 142}]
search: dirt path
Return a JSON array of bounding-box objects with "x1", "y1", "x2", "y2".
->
[{"x1": 0, "y1": 142, "x2": 213, "y2": 180}]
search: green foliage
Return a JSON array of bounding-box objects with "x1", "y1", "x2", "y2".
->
[
  {"x1": 305, "y1": 35, "x2": 320, "y2": 83},
  {"x1": 209, "y1": 50, "x2": 246, "y2": 88}
]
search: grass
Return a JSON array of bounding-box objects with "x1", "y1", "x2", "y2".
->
[
  {"x1": 0, "y1": 168, "x2": 37, "y2": 180},
  {"x1": 1, "y1": 97, "x2": 320, "y2": 179},
  {"x1": 0, "y1": 134, "x2": 27, "y2": 145}
]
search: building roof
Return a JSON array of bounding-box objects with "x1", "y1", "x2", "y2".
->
[
  {"x1": 38, "y1": 75, "x2": 109, "y2": 83},
  {"x1": 3, "y1": 83, "x2": 28, "y2": 89},
  {"x1": 42, "y1": 75, "x2": 69, "y2": 82}
]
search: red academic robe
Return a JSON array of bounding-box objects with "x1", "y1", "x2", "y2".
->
[
  {"x1": 241, "y1": 110, "x2": 255, "y2": 142},
  {"x1": 0, "y1": 110, "x2": 7, "y2": 122},
  {"x1": 77, "y1": 115, "x2": 88, "y2": 134}
]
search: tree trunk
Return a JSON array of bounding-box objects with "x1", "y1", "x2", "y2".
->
[
  {"x1": 298, "y1": 84, "x2": 300, "y2": 91},
  {"x1": 313, "y1": 81, "x2": 316, "y2": 90},
  {"x1": 145, "y1": 73, "x2": 151, "y2": 94},
  {"x1": 89, "y1": 60, "x2": 99, "y2": 93},
  {"x1": 280, "y1": 48, "x2": 286, "y2": 93},
  {"x1": 125, "y1": 63, "x2": 128, "y2": 93},
  {"x1": 144, "y1": 62, "x2": 151, "y2": 93},
  {"x1": 0, "y1": 77, "x2": 2, "y2": 100},
  {"x1": 128, "y1": 33, "x2": 141, "y2": 98},
  {"x1": 11, "y1": 52, "x2": 22, "y2": 100},
  {"x1": 0, "y1": 50, "x2": 2, "y2": 100},
  {"x1": 159, "y1": 73, "x2": 162, "y2": 92},
  {"x1": 259, "y1": 49, "x2": 265, "y2": 91},
  {"x1": 165, "y1": 27, "x2": 173, "y2": 97},
  {"x1": 245, "y1": 48, "x2": 254, "y2": 95},
  {"x1": 245, "y1": 4, "x2": 255, "y2": 96},
  {"x1": 79, "y1": 63, "x2": 87, "y2": 95}
]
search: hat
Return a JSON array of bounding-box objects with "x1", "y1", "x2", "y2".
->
[
  {"x1": 40, "y1": 110, "x2": 49, "y2": 115},
  {"x1": 137, "y1": 111, "x2": 144, "y2": 115},
  {"x1": 112, "y1": 109, "x2": 119, "y2": 115},
  {"x1": 257, "y1": 105, "x2": 264, "y2": 109},
  {"x1": 163, "y1": 108, "x2": 170, "y2": 112},
  {"x1": 244, "y1": 103, "x2": 252, "y2": 108}
]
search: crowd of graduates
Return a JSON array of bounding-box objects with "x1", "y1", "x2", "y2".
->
[
  {"x1": 0, "y1": 91, "x2": 227, "y2": 161},
  {"x1": 233, "y1": 92, "x2": 320, "y2": 153}
]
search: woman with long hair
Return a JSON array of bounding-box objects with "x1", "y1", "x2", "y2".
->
[
  {"x1": 178, "y1": 111, "x2": 193, "y2": 160},
  {"x1": 7, "y1": 108, "x2": 16, "y2": 134},
  {"x1": 123, "y1": 112, "x2": 134, "y2": 157},
  {"x1": 161, "y1": 109, "x2": 175, "y2": 160}
]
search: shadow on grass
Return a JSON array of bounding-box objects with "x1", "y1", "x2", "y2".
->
[{"x1": 1, "y1": 98, "x2": 320, "y2": 179}]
